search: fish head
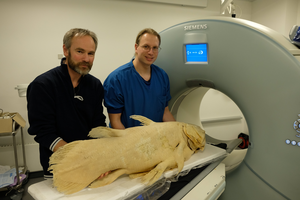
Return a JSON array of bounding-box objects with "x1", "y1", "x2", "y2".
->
[{"x1": 184, "y1": 124, "x2": 206, "y2": 152}]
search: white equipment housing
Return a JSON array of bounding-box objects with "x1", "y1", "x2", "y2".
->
[{"x1": 155, "y1": 17, "x2": 300, "y2": 200}]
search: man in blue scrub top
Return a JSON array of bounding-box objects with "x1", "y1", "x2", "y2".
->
[{"x1": 104, "y1": 28, "x2": 175, "y2": 129}]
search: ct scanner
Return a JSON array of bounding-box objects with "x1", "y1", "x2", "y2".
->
[
  {"x1": 28, "y1": 17, "x2": 300, "y2": 200},
  {"x1": 155, "y1": 17, "x2": 300, "y2": 200}
]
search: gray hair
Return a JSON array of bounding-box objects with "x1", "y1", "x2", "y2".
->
[{"x1": 63, "y1": 28, "x2": 98, "y2": 50}]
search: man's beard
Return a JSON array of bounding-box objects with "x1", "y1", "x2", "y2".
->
[{"x1": 67, "y1": 53, "x2": 92, "y2": 76}]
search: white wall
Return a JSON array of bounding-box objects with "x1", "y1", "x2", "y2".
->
[
  {"x1": 0, "y1": 0, "x2": 223, "y2": 172},
  {"x1": 0, "y1": 0, "x2": 298, "y2": 172},
  {"x1": 252, "y1": 0, "x2": 300, "y2": 38}
]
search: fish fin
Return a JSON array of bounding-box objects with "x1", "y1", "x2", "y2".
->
[
  {"x1": 141, "y1": 159, "x2": 172, "y2": 185},
  {"x1": 89, "y1": 169, "x2": 127, "y2": 188},
  {"x1": 174, "y1": 142, "x2": 185, "y2": 174},
  {"x1": 88, "y1": 127, "x2": 126, "y2": 138},
  {"x1": 52, "y1": 177, "x2": 87, "y2": 195},
  {"x1": 48, "y1": 141, "x2": 80, "y2": 168},
  {"x1": 130, "y1": 115, "x2": 155, "y2": 126},
  {"x1": 48, "y1": 141, "x2": 96, "y2": 195},
  {"x1": 129, "y1": 172, "x2": 148, "y2": 179}
]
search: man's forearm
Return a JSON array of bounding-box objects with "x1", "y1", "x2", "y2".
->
[
  {"x1": 109, "y1": 113, "x2": 126, "y2": 129},
  {"x1": 163, "y1": 107, "x2": 176, "y2": 122}
]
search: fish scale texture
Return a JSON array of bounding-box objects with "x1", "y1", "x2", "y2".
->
[{"x1": 48, "y1": 115, "x2": 206, "y2": 194}]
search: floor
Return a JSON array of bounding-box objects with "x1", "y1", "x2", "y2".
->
[{"x1": 0, "y1": 171, "x2": 44, "y2": 200}]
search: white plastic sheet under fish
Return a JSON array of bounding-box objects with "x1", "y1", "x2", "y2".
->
[{"x1": 28, "y1": 144, "x2": 226, "y2": 200}]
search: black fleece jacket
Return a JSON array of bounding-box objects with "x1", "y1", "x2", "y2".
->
[{"x1": 27, "y1": 58, "x2": 106, "y2": 176}]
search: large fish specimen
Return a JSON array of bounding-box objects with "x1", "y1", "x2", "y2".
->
[{"x1": 48, "y1": 115, "x2": 206, "y2": 195}]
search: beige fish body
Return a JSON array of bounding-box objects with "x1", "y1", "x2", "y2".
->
[{"x1": 49, "y1": 115, "x2": 206, "y2": 194}]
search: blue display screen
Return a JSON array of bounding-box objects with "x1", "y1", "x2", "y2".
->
[
  {"x1": 292, "y1": 26, "x2": 300, "y2": 42},
  {"x1": 185, "y1": 44, "x2": 208, "y2": 63}
]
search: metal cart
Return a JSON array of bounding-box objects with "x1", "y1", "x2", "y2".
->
[{"x1": 0, "y1": 119, "x2": 28, "y2": 199}]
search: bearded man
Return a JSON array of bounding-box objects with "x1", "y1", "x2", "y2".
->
[{"x1": 27, "y1": 28, "x2": 106, "y2": 179}]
